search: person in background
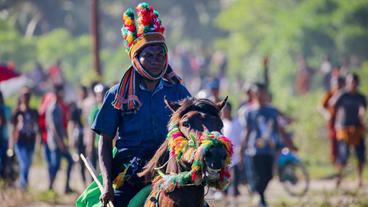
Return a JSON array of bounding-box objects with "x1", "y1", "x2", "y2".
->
[
  {"x1": 48, "y1": 60, "x2": 64, "y2": 85},
  {"x1": 69, "y1": 85, "x2": 88, "y2": 185},
  {"x1": 222, "y1": 102, "x2": 242, "y2": 205},
  {"x1": 319, "y1": 76, "x2": 345, "y2": 165},
  {"x1": 207, "y1": 78, "x2": 221, "y2": 103},
  {"x1": 38, "y1": 92, "x2": 53, "y2": 187},
  {"x1": 330, "y1": 73, "x2": 366, "y2": 187},
  {"x1": 82, "y1": 82, "x2": 98, "y2": 149},
  {"x1": 30, "y1": 62, "x2": 47, "y2": 94},
  {"x1": 238, "y1": 84, "x2": 255, "y2": 128},
  {"x1": 0, "y1": 90, "x2": 12, "y2": 178},
  {"x1": 240, "y1": 83, "x2": 297, "y2": 207},
  {"x1": 0, "y1": 90, "x2": 6, "y2": 177},
  {"x1": 87, "y1": 83, "x2": 108, "y2": 169},
  {"x1": 295, "y1": 57, "x2": 313, "y2": 95},
  {"x1": 46, "y1": 84, "x2": 74, "y2": 193},
  {"x1": 8, "y1": 87, "x2": 39, "y2": 190},
  {"x1": 320, "y1": 55, "x2": 332, "y2": 91}
]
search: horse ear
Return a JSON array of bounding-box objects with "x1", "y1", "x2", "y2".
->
[
  {"x1": 216, "y1": 96, "x2": 228, "y2": 111},
  {"x1": 164, "y1": 96, "x2": 181, "y2": 112}
]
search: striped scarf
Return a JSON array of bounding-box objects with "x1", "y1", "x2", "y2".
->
[{"x1": 112, "y1": 60, "x2": 182, "y2": 114}]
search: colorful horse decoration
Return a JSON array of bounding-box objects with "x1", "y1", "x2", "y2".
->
[{"x1": 137, "y1": 97, "x2": 233, "y2": 207}]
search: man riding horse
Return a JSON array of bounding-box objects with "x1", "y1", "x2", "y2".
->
[{"x1": 92, "y1": 3, "x2": 190, "y2": 206}]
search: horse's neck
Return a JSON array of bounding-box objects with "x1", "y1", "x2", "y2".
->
[
  {"x1": 159, "y1": 157, "x2": 205, "y2": 207},
  {"x1": 159, "y1": 184, "x2": 205, "y2": 207}
]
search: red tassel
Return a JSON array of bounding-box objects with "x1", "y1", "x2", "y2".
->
[{"x1": 191, "y1": 172, "x2": 197, "y2": 181}]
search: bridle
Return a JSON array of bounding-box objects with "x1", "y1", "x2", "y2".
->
[{"x1": 154, "y1": 124, "x2": 232, "y2": 192}]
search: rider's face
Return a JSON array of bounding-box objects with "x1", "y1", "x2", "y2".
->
[{"x1": 138, "y1": 44, "x2": 167, "y2": 76}]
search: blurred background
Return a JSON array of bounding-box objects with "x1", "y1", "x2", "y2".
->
[{"x1": 1, "y1": 0, "x2": 368, "y2": 206}]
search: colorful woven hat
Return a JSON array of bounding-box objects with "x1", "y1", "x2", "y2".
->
[
  {"x1": 121, "y1": 3, "x2": 165, "y2": 59},
  {"x1": 112, "y1": 2, "x2": 182, "y2": 114}
]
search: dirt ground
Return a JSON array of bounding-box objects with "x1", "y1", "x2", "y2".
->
[{"x1": 1, "y1": 163, "x2": 368, "y2": 207}]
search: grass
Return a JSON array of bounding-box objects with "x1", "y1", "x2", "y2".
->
[{"x1": 32, "y1": 190, "x2": 59, "y2": 204}]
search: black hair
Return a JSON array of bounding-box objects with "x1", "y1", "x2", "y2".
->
[
  {"x1": 90, "y1": 81, "x2": 100, "y2": 96},
  {"x1": 53, "y1": 84, "x2": 64, "y2": 93},
  {"x1": 348, "y1": 73, "x2": 360, "y2": 85},
  {"x1": 337, "y1": 76, "x2": 345, "y2": 86},
  {"x1": 250, "y1": 82, "x2": 267, "y2": 93}
]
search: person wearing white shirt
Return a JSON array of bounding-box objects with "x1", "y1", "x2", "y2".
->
[{"x1": 222, "y1": 102, "x2": 243, "y2": 201}]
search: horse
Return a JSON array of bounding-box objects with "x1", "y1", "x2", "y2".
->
[{"x1": 137, "y1": 97, "x2": 233, "y2": 207}]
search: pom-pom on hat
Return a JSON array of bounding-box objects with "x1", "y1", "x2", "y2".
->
[{"x1": 121, "y1": 2, "x2": 166, "y2": 59}]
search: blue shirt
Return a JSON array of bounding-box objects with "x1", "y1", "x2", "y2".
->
[
  {"x1": 245, "y1": 105, "x2": 280, "y2": 155},
  {"x1": 92, "y1": 79, "x2": 190, "y2": 155}
]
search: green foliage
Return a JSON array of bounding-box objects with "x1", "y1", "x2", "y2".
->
[
  {"x1": 0, "y1": 20, "x2": 36, "y2": 71},
  {"x1": 101, "y1": 47, "x2": 130, "y2": 85},
  {"x1": 355, "y1": 61, "x2": 368, "y2": 94},
  {"x1": 35, "y1": 29, "x2": 92, "y2": 83},
  {"x1": 215, "y1": 0, "x2": 368, "y2": 95}
]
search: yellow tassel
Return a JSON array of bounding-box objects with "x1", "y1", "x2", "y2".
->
[
  {"x1": 127, "y1": 35, "x2": 134, "y2": 44},
  {"x1": 112, "y1": 167, "x2": 129, "y2": 189},
  {"x1": 124, "y1": 17, "x2": 134, "y2": 26}
]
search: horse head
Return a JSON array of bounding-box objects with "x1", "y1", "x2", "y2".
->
[{"x1": 165, "y1": 97, "x2": 232, "y2": 186}]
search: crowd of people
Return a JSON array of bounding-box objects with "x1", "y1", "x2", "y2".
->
[
  {"x1": 0, "y1": 78, "x2": 110, "y2": 194},
  {"x1": 320, "y1": 72, "x2": 367, "y2": 188},
  {"x1": 198, "y1": 78, "x2": 297, "y2": 207},
  {"x1": 194, "y1": 65, "x2": 366, "y2": 207}
]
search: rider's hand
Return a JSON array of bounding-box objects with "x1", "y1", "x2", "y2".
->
[{"x1": 100, "y1": 186, "x2": 114, "y2": 207}]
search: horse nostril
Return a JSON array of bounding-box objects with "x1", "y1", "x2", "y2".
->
[{"x1": 209, "y1": 161, "x2": 222, "y2": 170}]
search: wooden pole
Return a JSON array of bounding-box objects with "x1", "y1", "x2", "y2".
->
[
  {"x1": 91, "y1": 0, "x2": 102, "y2": 77},
  {"x1": 80, "y1": 154, "x2": 114, "y2": 207}
]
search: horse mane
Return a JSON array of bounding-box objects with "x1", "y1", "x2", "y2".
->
[{"x1": 138, "y1": 97, "x2": 221, "y2": 182}]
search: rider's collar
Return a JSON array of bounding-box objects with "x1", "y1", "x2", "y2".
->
[{"x1": 138, "y1": 78, "x2": 164, "y2": 94}]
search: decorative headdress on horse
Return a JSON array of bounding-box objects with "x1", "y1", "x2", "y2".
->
[
  {"x1": 162, "y1": 126, "x2": 233, "y2": 191},
  {"x1": 112, "y1": 2, "x2": 182, "y2": 114}
]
